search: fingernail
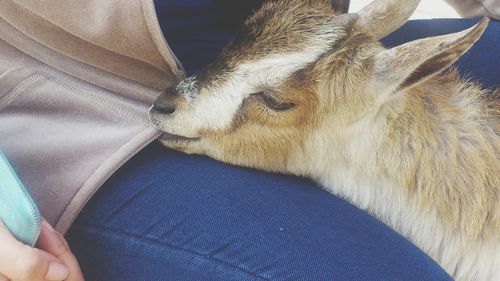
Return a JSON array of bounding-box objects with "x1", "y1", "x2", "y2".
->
[{"x1": 46, "y1": 262, "x2": 69, "y2": 281}]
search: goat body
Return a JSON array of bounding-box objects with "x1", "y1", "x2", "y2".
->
[{"x1": 150, "y1": 0, "x2": 499, "y2": 279}]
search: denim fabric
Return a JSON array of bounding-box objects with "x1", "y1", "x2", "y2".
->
[
  {"x1": 67, "y1": 143, "x2": 452, "y2": 281},
  {"x1": 67, "y1": 1, "x2": 499, "y2": 280},
  {"x1": 154, "y1": 0, "x2": 265, "y2": 75},
  {"x1": 154, "y1": 0, "x2": 235, "y2": 75}
]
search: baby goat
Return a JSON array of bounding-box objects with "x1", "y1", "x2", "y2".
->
[{"x1": 150, "y1": 0, "x2": 499, "y2": 279}]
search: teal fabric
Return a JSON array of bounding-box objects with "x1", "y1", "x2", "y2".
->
[{"x1": 0, "y1": 151, "x2": 41, "y2": 246}]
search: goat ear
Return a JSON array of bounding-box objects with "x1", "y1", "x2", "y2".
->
[
  {"x1": 359, "y1": 0, "x2": 420, "y2": 39},
  {"x1": 372, "y1": 19, "x2": 488, "y2": 95}
]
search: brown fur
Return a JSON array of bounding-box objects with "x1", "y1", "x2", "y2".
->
[
  {"x1": 151, "y1": 0, "x2": 499, "y2": 278},
  {"x1": 383, "y1": 71, "x2": 500, "y2": 241},
  {"x1": 205, "y1": 29, "x2": 500, "y2": 244}
]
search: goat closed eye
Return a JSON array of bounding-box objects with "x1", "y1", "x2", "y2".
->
[{"x1": 252, "y1": 92, "x2": 295, "y2": 111}]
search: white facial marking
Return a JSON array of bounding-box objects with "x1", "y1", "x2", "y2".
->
[
  {"x1": 165, "y1": 79, "x2": 246, "y2": 137},
  {"x1": 180, "y1": 45, "x2": 333, "y2": 133},
  {"x1": 176, "y1": 76, "x2": 197, "y2": 99},
  {"x1": 153, "y1": 34, "x2": 340, "y2": 137}
]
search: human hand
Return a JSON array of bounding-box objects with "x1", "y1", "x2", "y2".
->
[{"x1": 0, "y1": 219, "x2": 84, "y2": 281}]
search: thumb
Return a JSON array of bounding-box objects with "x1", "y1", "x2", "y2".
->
[
  {"x1": 0, "y1": 273, "x2": 9, "y2": 281},
  {"x1": 0, "y1": 220, "x2": 69, "y2": 281},
  {"x1": 37, "y1": 220, "x2": 85, "y2": 281}
]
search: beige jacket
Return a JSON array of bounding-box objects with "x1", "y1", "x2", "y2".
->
[{"x1": 0, "y1": 0, "x2": 184, "y2": 233}]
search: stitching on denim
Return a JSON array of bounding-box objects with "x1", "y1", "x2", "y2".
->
[{"x1": 74, "y1": 223, "x2": 271, "y2": 281}]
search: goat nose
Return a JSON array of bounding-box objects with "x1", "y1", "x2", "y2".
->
[{"x1": 152, "y1": 100, "x2": 176, "y2": 115}]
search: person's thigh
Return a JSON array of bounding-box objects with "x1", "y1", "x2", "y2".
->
[
  {"x1": 67, "y1": 143, "x2": 451, "y2": 281},
  {"x1": 67, "y1": 8, "x2": 498, "y2": 281}
]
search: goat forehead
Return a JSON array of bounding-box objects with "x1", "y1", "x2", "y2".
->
[
  {"x1": 187, "y1": 3, "x2": 345, "y2": 97},
  {"x1": 214, "y1": 24, "x2": 345, "y2": 87},
  {"x1": 221, "y1": 3, "x2": 335, "y2": 60},
  {"x1": 232, "y1": 20, "x2": 333, "y2": 56},
  {"x1": 237, "y1": 49, "x2": 323, "y2": 81},
  {"x1": 223, "y1": 16, "x2": 352, "y2": 73},
  {"x1": 193, "y1": 47, "x2": 326, "y2": 99}
]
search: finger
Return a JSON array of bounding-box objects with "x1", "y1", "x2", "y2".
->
[
  {"x1": 36, "y1": 220, "x2": 69, "y2": 258},
  {"x1": 37, "y1": 221, "x2": 84, "y2": 281},
  {"x1": 58, "y1": 250, "x2": 84, "y2": 281},
  {"x1": 0, "y1": 272, "x2": 9, "y2": 281},
  {"x1": 38, "y1": 251, "x2": 70, "y2": 281},
  {"x1": 0, "y1": 220, "x2": 68, "y2": 281}
]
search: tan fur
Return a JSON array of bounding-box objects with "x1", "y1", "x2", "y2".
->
[
  {"x1": 384, "y1": 72, "x2": 500, "y2": 241},
  {"x1": 150, "y1": 0, "x2": 499, "y2": 279}
]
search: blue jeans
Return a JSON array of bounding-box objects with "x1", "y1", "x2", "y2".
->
[{"x1": 66, "y1": 1, "x2": 499, "y2": 280}]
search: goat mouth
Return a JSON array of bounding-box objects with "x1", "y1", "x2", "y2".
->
[{"x1": 160, "y1": 132, "x2": 199, "y2": 142}]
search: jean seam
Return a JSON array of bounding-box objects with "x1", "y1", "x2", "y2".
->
[{"x1": 73, "y1": 223, "x2": 271, "y2": 281}]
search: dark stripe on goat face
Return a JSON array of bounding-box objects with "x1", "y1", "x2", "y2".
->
[{"x1": 195, "y1": 59, "x2": 234, "y2": 93}]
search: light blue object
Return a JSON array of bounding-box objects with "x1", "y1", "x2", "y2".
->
[{"x1": 0, "y1": 151, "x2": 41, "y2": 246}]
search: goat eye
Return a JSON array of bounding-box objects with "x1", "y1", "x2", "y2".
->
[{"x1": 252, "y1": 92, "x2": 295, "y2": 111}]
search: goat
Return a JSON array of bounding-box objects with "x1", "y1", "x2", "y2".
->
[{"x1": 150, "y1": 0, "x2": 499, "y2": 279}]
